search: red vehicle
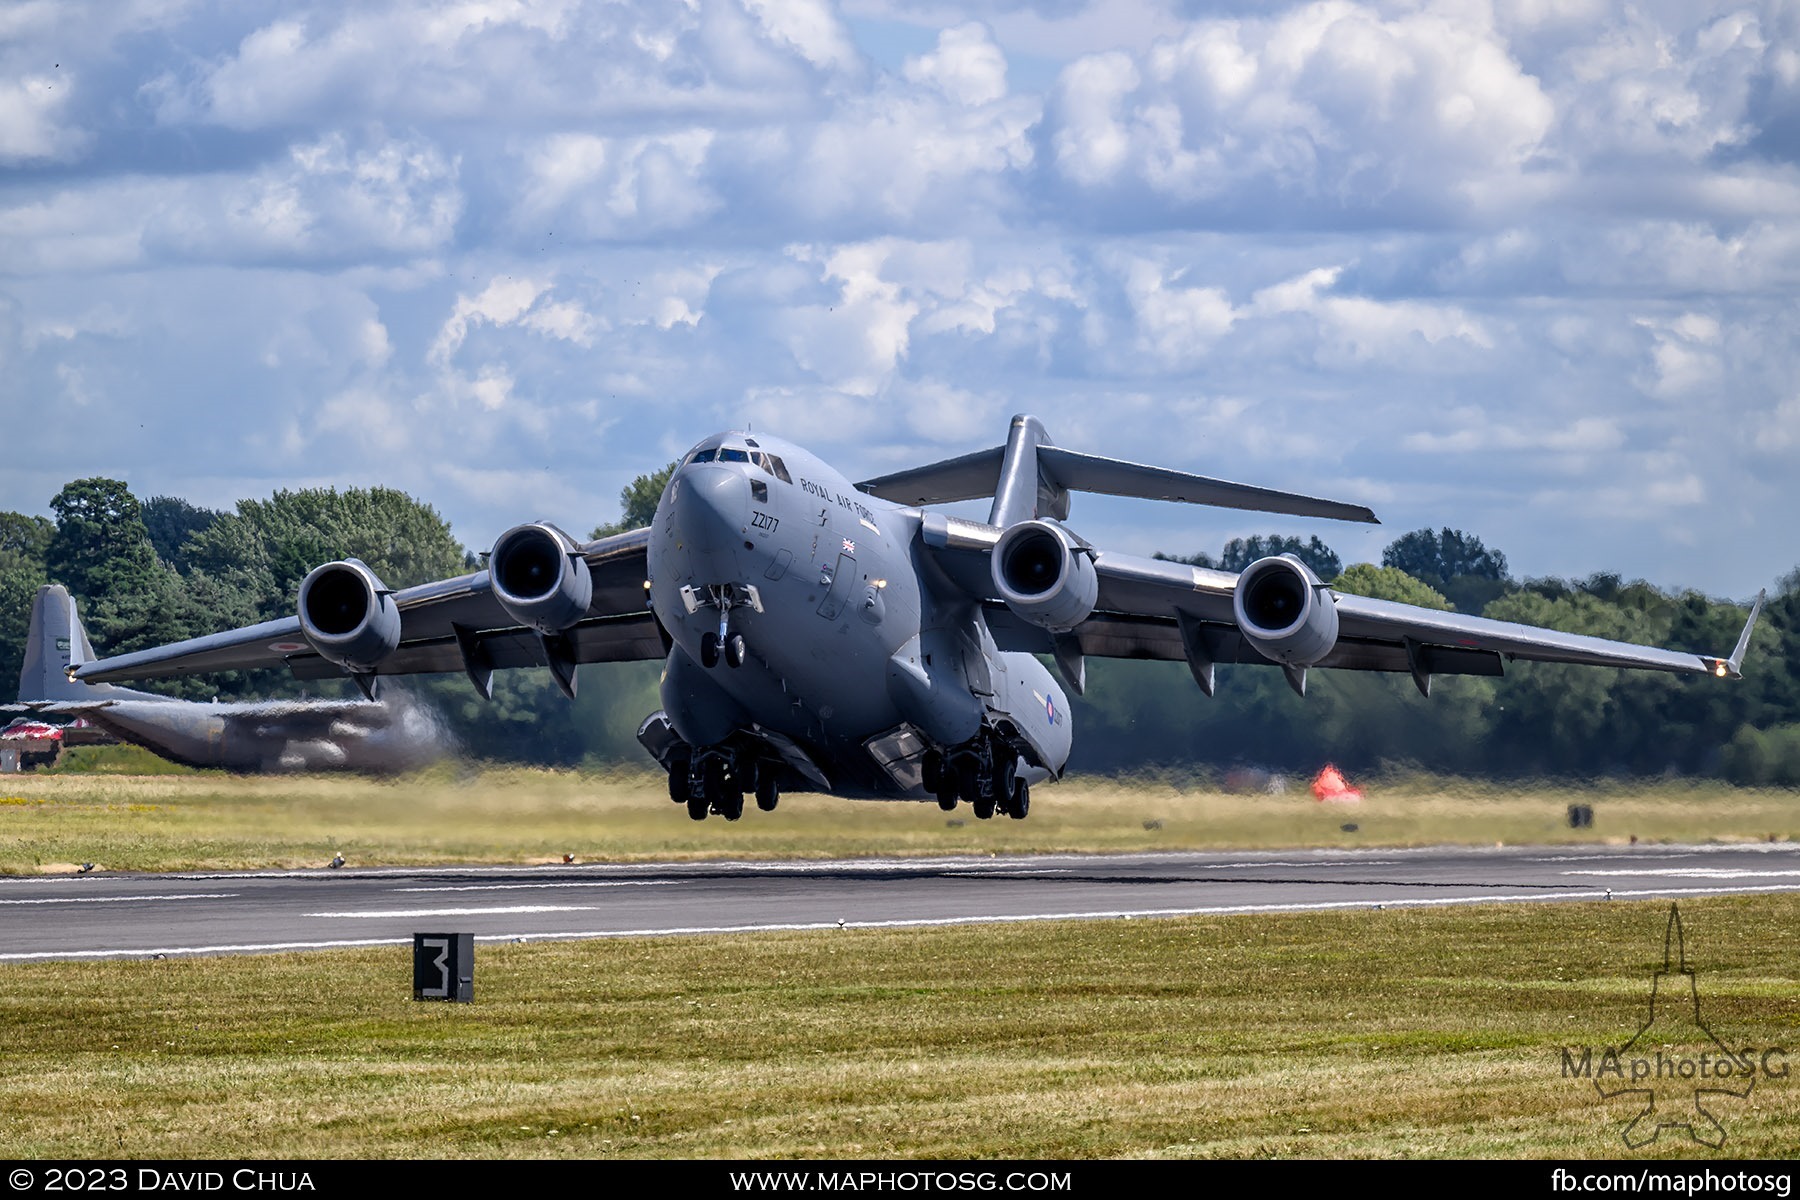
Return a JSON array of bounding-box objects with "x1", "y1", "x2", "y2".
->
[{"x1": 1, "y1": 717, "x2": 64, "y2": 770}]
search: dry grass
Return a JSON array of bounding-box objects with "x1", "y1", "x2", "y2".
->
[
  {"x1": 1, "y1": 896, "x2": 1795, "y2": 1158},
  {"x1": 0, "y1": 767, "x2": 1792, "y2": 874}
]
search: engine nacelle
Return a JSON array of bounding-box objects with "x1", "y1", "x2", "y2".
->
[
  {"x1": 490, "y1": 522, "x2": 594, "y2": 634},
  {"x1": 1232, "y1": 554, "x2": 1340, "y2": 667},
  {"x1": 991, "y1": 520, "x2": 1098, "y2": 634},
  {"x1": 297, "y1": 559, "x2": 402, "y2": 673}
]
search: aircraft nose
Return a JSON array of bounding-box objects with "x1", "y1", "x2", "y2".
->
[{"x1": 673, "y1": 465, "x2": 748, "y2": 556}]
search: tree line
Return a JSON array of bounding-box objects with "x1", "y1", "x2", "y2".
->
[{"x1": 3, "y1": 478, "x2": 1794, "y2": 783}]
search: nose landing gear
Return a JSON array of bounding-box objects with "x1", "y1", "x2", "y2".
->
[{"x1": 683, "y1": 584, "x2": 760, "y2": 669}]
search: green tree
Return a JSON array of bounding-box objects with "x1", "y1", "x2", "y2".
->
[
  {"x1": 1330, "y1": 564, "x2": 1452, "y2": 610},
  {"x1": 45, "y1": 478, "x2": 162, "y2": 600},
  {"x1": 590, "y1": 462, "x2": 678, "y2": 540},
  {"x1": 185, "y1": 487, "x2": 466, "y2": 617},
  {"x1": 1381, "y1": 528, "x2": 1511, "y2": 612},
  {"x1": 0, "y1": 512, "x2": 53, "y2": 575},
  {"x1": 1156, "y1": 534, "x2": 1342, "y2": 578},
  {"x1": 142, "y1": 496, "x2": 221, "y2": 573},
  {"x1": 0, "y1": 563, "x2": 48, "y2": 703},
  {"x1": 1383, "y1": 527, "x2": 1509, "y2": 582}
]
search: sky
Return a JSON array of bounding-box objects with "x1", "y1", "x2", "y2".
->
[{"x1": 1, "y1": 0, "x2": 1795, "y2": 601}]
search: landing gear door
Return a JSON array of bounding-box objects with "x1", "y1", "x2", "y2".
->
[{"x1": 816, "y1": 554, "x2": 857, "y2": 620}]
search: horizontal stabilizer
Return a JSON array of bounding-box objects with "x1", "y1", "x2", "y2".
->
[
  {"x1": 858, "y1": 440, "x2": 1377, "y2": 525},
  {"x1": 857, "y1": 446, "x2": 1005, "y2": 507},
  {"x1": 1036, "y1": 445, "x2": 1377, "y2": 524}
]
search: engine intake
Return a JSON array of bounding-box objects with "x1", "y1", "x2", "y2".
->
[
  {"x1": 1232, "y1": 555, "x2": 1339, "y2": 667},
  {"x1": 490, "y1": 522, "x2": 594, "y2": 634},
  {"x1": 297, "y1": 559, "x2": 402, "y2": 673},
  {"x1": 991, "y1": 520, "x2": 1098, "y2": 633}
]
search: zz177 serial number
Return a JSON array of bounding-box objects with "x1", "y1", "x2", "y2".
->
[{"x1": 43, "y1": 1170, "x2": 129, "y2": 1191}]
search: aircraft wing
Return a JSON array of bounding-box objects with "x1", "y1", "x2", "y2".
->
[
  {"x1": 921, "y1": 514, "x2": 1761, "y2": 690},
  {"x1": 73, "y1": 529, "x2": 660, "y2": 687}
]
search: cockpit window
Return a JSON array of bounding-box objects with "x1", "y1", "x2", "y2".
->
[{"x1": 688, "y1": 444, "x2": 790, "y2": 483}]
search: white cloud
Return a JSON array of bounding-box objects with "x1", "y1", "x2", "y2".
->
[
  {"x1": 743, "y1": 0, "x2": 861, "y2": 74},
  {"x1": 1043, "y1": 2, "x2": 1554, "y2": 219},
  {"x1": 515, "y1": 130, "x2": 719, "y2": 238},
  {"x1": 431, "y1": 275, "x2": 550, "y2": 364},
  {"x1": 1633, "y1": 310, "x2": 1724, "y2": 399},
  {"x1": 149, "y1": 0, "x2": 846, "y2": 130},
  {"x1": 903, "y1": 22, "x2": 1008, "y2": 106},
  {"x1": 0, "y1": 72, "x2": 87, "y2": 163}
]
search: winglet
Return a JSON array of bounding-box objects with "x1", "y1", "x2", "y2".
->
[{"x1": 1702, "y1": 589, "x2": 1764, "y2": 679}]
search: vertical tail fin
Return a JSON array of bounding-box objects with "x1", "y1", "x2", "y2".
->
[
  {"x1": 18, "y1": 585, "x2": 136, "y2": 702},
  {"x1": 987, "y1": 414, "x2": 1068, "y2": 528}
]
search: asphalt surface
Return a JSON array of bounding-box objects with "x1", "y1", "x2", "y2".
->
[{"x1": 3, "y1": 842, "x2": 1799, "y2": 962}]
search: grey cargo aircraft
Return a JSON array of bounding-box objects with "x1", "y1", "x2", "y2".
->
[
  {"x1": 10, "y1": 584, "x2": 448, "y2": 772},
  {"x1": 74, "y1": 415, "x2": 1761, "y2": 819}
]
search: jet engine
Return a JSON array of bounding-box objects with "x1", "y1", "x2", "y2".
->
[
  {"x1": 1232, "y1": 554, "x2": 1339, "y2": 666},
  {"x1": 991, "y1": 520, "x2": 1098, "y2": 633},
  {"x1": 490, "y1": 522, "x2": 594, "y2": 634},
  {"x1": 297, "y1": 559, "x2": 402, "y2": 673}
]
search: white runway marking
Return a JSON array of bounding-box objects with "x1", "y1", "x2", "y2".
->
[
  {"x1": 305, "y1": 905, "x2": 603, "y2": 918},
  {"x1": 1201, "y1": 860, "x2": 1404, "y2": 869},
  {"x1": 940, "y1": 869, "x2": 1073, "y2": 877},
  {"x1": 1563, "y1": 868, "x2": 1800, "y2": 879},
  {"x1": 392, "y1": 881, "x2": 684, "y2": 893},
  {"x1": 1525, "y1": 852, "x2": 1703, "y2": 863},
  {"x1": 0, "y1": 893, "x2": 238, "y2": 905}
]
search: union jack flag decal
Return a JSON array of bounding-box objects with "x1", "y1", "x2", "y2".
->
[{"x1": 841, "y1": 538, "x2": 856, "y2": 554}]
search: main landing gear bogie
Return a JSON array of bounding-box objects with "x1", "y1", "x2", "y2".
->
[
  {"x1": 672, "y1": 751, "x2": 778, "y2": 821},
  {"x1": 923, "y1": 740, "x2": 1033, "y2": 821}
]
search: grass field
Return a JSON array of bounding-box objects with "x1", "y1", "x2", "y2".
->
[
  {"x1": 1, "y1": 895, "x2": 1795, "y2": 1158},
  {"x1": 2, "y1": 766, "x2": 1795, "y2": 1159},
  {"x1": 0, "y1": 763, "x2": 1794, "y2": 874}
]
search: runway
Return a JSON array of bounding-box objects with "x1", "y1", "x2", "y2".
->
[{"x1": 3, "y1": 842, "x2": 1799, "y2": 962}]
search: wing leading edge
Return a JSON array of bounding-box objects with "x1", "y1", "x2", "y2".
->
[
  {"x1": 922, "y1": 514, "x2": 1763, "y2": 696},
  {"x1": 73, "y1": 528, "x2": 659, "y2": 688}
]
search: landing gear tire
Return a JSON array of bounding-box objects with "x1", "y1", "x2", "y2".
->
[
  {"x1": 724, "y1": 633, "x2": 746, "y2": 669},
  {"x1": 972, "y1": 795, "x2": 996, "y2": 820},
  {"x1": 686, "y1": 796, "x2": 709, "y2": 821},
  {"x1": 1007, "y1": 779, "x2": 1030, "y2": 820},
  {"x1": 921, "y1": 750, "x2": 943, "y2": 794},
  {"x1": 668, "y1": 764, "x2": 688, "y2": 804},
  {"x1": 993, "y1": 754, "x2": 1017, "y2": 807},
  {"x1": 755, "y1": 772, "x2": 780, "y2": 812},
  {"x1": 717, "y1": 790, "x2": 745, "y2": 821},
  {"x1": 936, "y1": 793, "x2": 958, "y2": 812},
  {"x1": 700, "y1": 631, "x2": 721, "y2": 668}
]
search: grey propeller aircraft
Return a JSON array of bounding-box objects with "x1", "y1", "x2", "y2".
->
[
  {"x1": 74, "y1": 415, "x2": 1761, "y2": 819},
  {"x1": 9, "y1": 584, "x2": 447, "y2": 773}
]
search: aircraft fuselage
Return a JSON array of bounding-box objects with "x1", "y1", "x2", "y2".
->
[{"x1": 646, "y1": 431, "x2": 1070, "y2": 800}]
